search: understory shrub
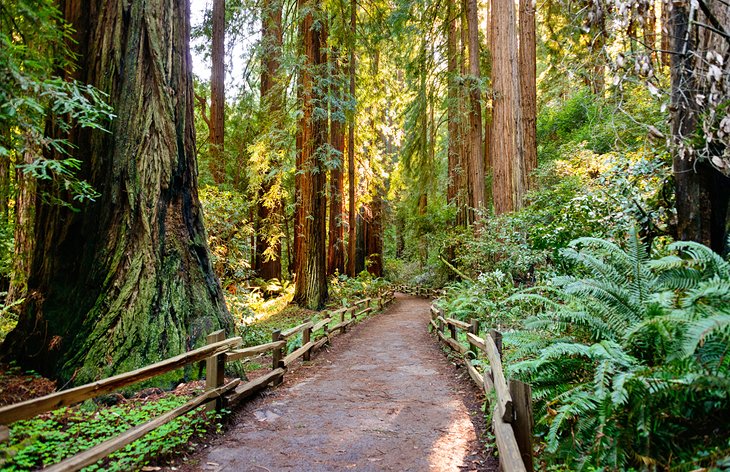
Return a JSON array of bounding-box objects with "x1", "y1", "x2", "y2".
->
[{"x1": 509, "y1": 232, "x2": 730, "y2": 470}]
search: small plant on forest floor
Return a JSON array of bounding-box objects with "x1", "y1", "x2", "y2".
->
[{"x1": 1, "y1": 394, "x2": 227, "y2": 471}]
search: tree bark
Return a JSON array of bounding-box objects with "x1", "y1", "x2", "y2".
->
[
  {"x1": 519, "y1": 0, "x2": 537, "y2": 188},
  {"x1": 255, "y1": 0, "x2": 284, "y2": 280},
  {"x1": 293, "y1": 0, "x2": 328, "y2": 308},
  {"x1": 466, "y1": 0, "x2": 486, "y2": 221},
  {"x1": 446, "y1": 0, "x2": 460, "y2": 216},
  {"x1": 327, "y1": 51, "x2": 346, "y2": 276},
  {"x1": 209, "y1": 0, "x2": 226, "y2": 184},
  {"x1": 346, "y1": 0, "x2": 357, "y2": 277},
  {"x1": 670, "y1": 0, "x2": 730, "y2": 254},
  {"x1": 1, "y1": 0, "x2": 233, "y2": 383},
  {"x1": 490, "y1": 0, "x2": 524, "y2": 214}
]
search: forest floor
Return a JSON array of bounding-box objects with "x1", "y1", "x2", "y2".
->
[{"x1": 172, "y1": 294, "x2": 497, "y2": 472}]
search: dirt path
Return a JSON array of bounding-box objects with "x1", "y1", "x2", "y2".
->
[{"x1": 186, "y1": 294, "x2": 496, "y2": 472}]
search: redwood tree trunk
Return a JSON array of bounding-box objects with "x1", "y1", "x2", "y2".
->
[
  {"x1": 255, "y1": 0, "x2": 284, "y2": 280},
  {"x1": 209, "y1": 0, "x2": 226, "y2": 184},
  {"x1": 670, "y1": 0, "x2": 730, "y2": 254},
  {"x1": 466, "y1": 0, "x2": 485, "y2": 221},
  {"x1": 327, "y1": 52, "x2": 346, "y2": 276},
  {"x1": 519, "y1": 0, "x2": 537, "y2": 187},
  {"x1": 490, "y1": 0, "x2": 524, "y2": 214},
  {"x1": 1, "y1": 0, "x2": 233, "y2": 383},
  {"x1": 346, "y1": 0, "x2": 357, "y2": 277},
  {"x1": 446, "y1": 0, "x2": 460, "y2": 217},
  {"x1": 293, "y1": 0, "x2": 328, "y2": 308}
]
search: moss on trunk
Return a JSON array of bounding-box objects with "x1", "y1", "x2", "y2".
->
[{"x1": 1, "y1": 0, "x2": 234, "y2": 384}]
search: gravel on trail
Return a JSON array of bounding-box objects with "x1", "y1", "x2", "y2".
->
[{"x1": 182, "y1": 293, "x2": 497, "y2": 472}]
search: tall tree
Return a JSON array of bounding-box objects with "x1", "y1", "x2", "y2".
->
[
  {"x1": 519, "y1": 0, "x2": 537, "y2": 187},
  {"x1": 490, "y1": 0, "x2": 524, "y2": 214},
  {"x1": 465, "y1": 0, "x2": 485, "y2": 221},
  {"x1": 255, "y1": 0, "x2": 284, "y2": 280},
  {"x1": 293, "y1": 0, "x2": 328, "y2": 308},
  {"x1": 327, "y1": 50, "x2": 346, "y2": 276},
  {"x1": 446, "y1": 0, "x2": 462, "y2": 222},
  {"x1": 670, "y1": 0, "x2": 730, "y2": 254},
  {"x1": 346, "y1": 0, "x2": 357, "y2": 277},
  {"x1": 2, "y1": 0, "x2": 233, "y2": 382},
  {"x1": 209, "y1": 0, "x2": 226, "y2": 184}
]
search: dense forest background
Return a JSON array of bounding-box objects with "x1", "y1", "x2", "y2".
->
[{"x1": 0, "y1": 0, "x2": 729, "y2": 469}]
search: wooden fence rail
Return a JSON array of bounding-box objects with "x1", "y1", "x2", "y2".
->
[
  {"x1": 0, "y1": 288, "x2": 397, "y2": 471},
  {"x1": 428, "y1": 302, "x2": 534, "y2": 472}
]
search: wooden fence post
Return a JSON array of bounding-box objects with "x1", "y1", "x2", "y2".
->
[
  {"x1": 510, "y1": 380, "x2": 534, "y2": 471},
  {"x1": 272, "y1": 329, "x2": 283, "y2": 385},
  {"x1": 342, "y1": 308, "x2": 349, "y2": 333},
  {"x1": 205, "y1": 330, "x2": 226, "y2": 412},
  {"x1": 490, "y1": 329, "x2": 503, "y2": 358},
  {"x1": 449, "y1": 321, "x2": 457, "y2": 341},
  {"x1": 468, "y1": 319, "x2": 480, "y2": 358},
  {"x1": 303, "y1": 319, "x2": 312, "y2": 362}
]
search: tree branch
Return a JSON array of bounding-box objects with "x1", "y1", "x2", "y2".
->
[{"x1": 195, "y1": 92, "x2": 211, "y2": 128}]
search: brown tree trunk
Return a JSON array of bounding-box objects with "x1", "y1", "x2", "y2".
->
[
  {"x1": 346, "y1": 0, "x2": 357, "y2": 277},
  {"x1": 660, "y1": 0, "x2": 671, "y2": 66},
  {"x1": 255, "y1": 0, "x2": 284, "y2": 281},
  {"x1": 6, "y1": 153, "x2": 35, "y2": 304},
  {"x1": 293, "y1": 0, "x2": 328, "y2": 309},
  {"x1": 670, "y1": 0, "x2": 730, "y2": 254},
  {"x1": 209, "y1": 0, "x2": 226, "y2": 184},
  {"x1": 519, "y1": 0, "x2": 537, "y2": 187},
  {"x1": 328, "y1": 51, "x2": 346, "y2": 276},
  {"x1": 491, "y1": 0, "x2": 525, "y2": 214},
  {"x1": 1, "y1": 0, "x2": 233, "y2": 383},
  {"x1": 459, "y1": 3, "x2": 472, "y2": 224},
  {"x1": 446, "y1": 0, "x2": 460, "y2": 215},
  {"x1": 466, "y1": 0, "x2": 485, "y2": 221}
]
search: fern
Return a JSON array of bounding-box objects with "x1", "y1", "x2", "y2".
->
[{"x1": 509, "y1": 230, "x2": 730, "y2": 470}]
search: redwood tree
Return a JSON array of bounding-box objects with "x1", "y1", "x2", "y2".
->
[
  {"x1": 209, "y1": 0, "x2": 226, "y2": 184},
  {"x1": 1, "y1": 0, "x2": 233, "y2": 382},
  {"x1": 327, "y1": 51, "x2": 346, "y2": 276},
  {"x1": 255, "y1": 0, "x2": 284, "y2": 280},
  {"x1": 293, "y1": 0, "x2": 328, "y2": 308}
]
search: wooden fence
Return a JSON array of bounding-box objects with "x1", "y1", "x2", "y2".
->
[
  {"x1": 428, "y1": 302, "x2": 534, "y2": 472},
  {"x1": 0, "y1": 289, "x2": 396, "y2": 471}
]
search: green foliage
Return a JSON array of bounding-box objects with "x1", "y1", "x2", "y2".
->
[
  {"x1": 328, "y1": 273, "x2": 391, "y2": 307},
  {"x1": 199, "y1": 185, "x2": 255, "y2": 288},
  {"x1": 509, "y1": 231, "x2": 730, "y2": 470},
  {"x1": 0, "y1": 0, "x2": 113, "y2": 208},
  {"x1": 1, "y1": 395, "x2": 225, "y2": 471}
]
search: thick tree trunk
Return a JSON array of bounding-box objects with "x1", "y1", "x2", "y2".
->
[
  {"x1": 327, "y1": 51, "x2": 346, "y2": 276},
  {"x1": 209, "y1": 0, "x2": 226, "y2": 184},
  {"x1": 293, "y1": 0, "x2": 328, "y2": 308},
  {"x1": 346, "y1": 0, "x2": 357, "y2": 277},
  {"x1": 519, "y1": 0, "x2": 537, "y2": 187},
  {"x1": 466, "y1": 0, "x2": 485, "y2": 221},
  {"x1": 255, "y1": 0, "x2": 284, "y2": 280},
  {"x1": 490, "y1": 0, "x2": 523, "y2": 214},
  {"x1": 1, "y1": 0, "x2": 233, "y2": 383},
  {"x1": 670, "y1": 0, "x2": 730, "y2": 254}
]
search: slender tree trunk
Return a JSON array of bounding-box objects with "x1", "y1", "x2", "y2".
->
[
  {"x1": 446, "y1": 0, "x2": 460, "y2": 215},
  {"x1": 293, "y1": 0, "x2": 328, "y2": 308},
  {"x1": 346, "y1": 0, "x2": 357, "y2": 277},
  {"x1": 209, "y1": 0, "x2": 226, "y2": 184},
  {"x1": 6, "y1": 153, "x2": 35, "y2": 305},
  {"x1": 660, "y1": 0, "x2": 671, "y2": 66},
  {"x1": 256, "y1": 0, "x2": 284, "y2": 280},
  {"x1": 466, "y1": 0, "x2": 485, "y2": 221},
  {"x1": 327, "y1": 51, "x2": 346, "y2": 276},
  {"x1": 519, "y1": 0, "x2": 537, "y2": 188},
  {"x1": 1, "y1": 0, "x2": 233, "y2": 383},
  {"x1": 459, "y1": 3, "x2": 472, "y2": 224},
  {"x1": 490, "y1": 0, "x2": 523, "y2": 214}
]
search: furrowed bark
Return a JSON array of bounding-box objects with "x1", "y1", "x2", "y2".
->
[
  {"x1": 1, "y1": 0, "x2": 234, "y2": 384},
  {"x1": 293, "y1": 0, "x2": 328, "y2": 309}
]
